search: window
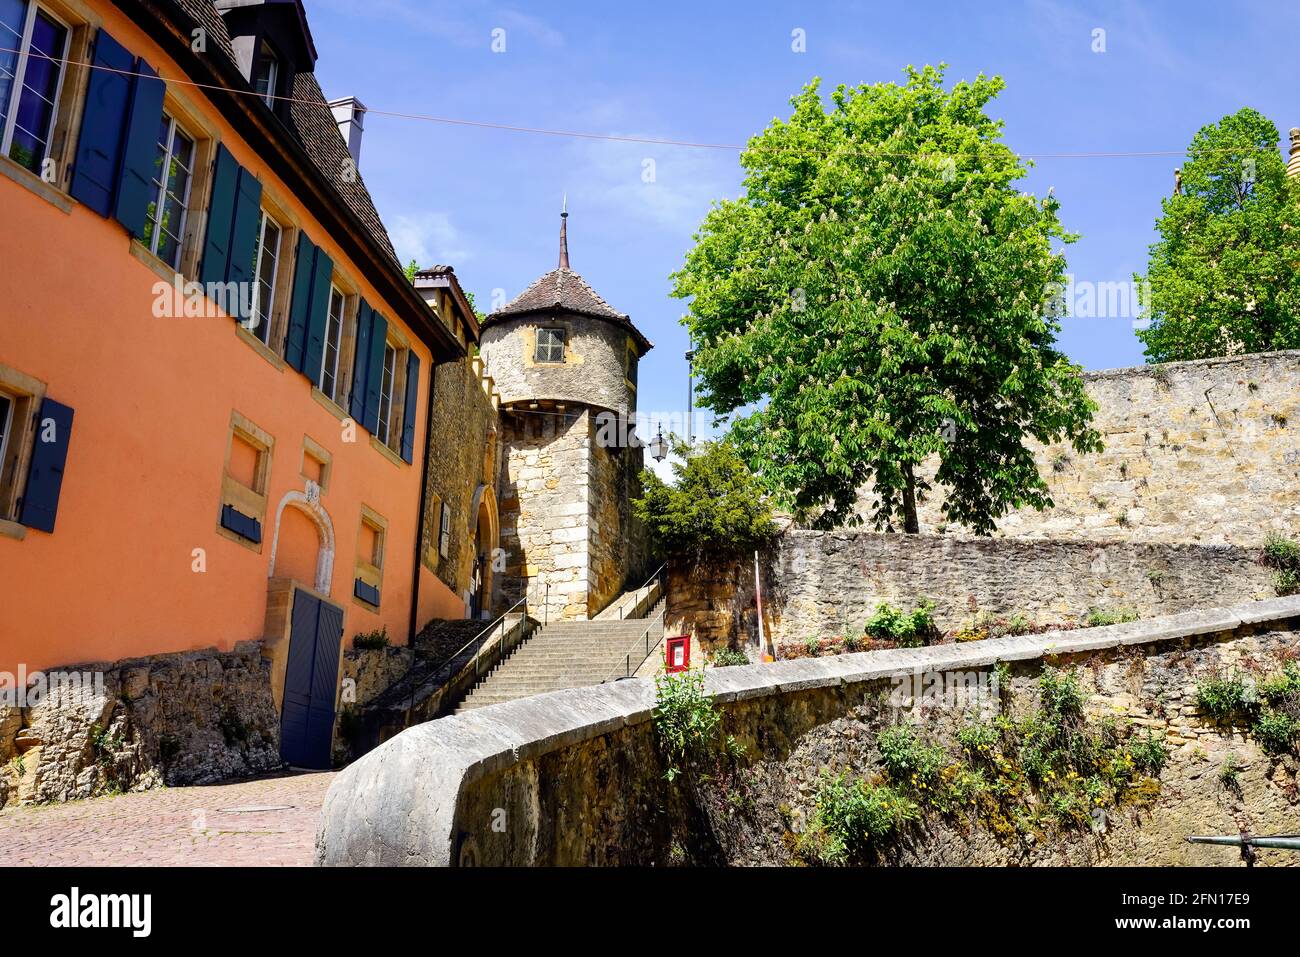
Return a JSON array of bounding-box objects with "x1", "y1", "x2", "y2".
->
[
  {"x1": 625, "y1": 344, "x2": 638, "y2": 390},
  {"x1": 439, "y1": 501, "x2": 451, "y2": 558},
  {"x1": 318, "y1": 285, "x2": 345, "y2": 401},
  {"x1": 354, "y1": 506, "x2": 387, "y2": 609},
  {"x1": 249, "y1": 210, "x2": 282, "y2": 344},
  {"x1": 217, "y1": 411, "x2": 272, "y2": 551},
  {"x1": 251, "y1": 41, "x2": 278, "y2": 107},
  {"x1": 0, "y1": 1, "x2": 70, "y2": 175},
  {"x1": 375, "y1": 342, "x2": 397, "y2": 446},
  {"x1": 535, "y1": 326, "x2": 565, "y2": 363},
  {"x1": 139, "y1": 112, "x2": 195, "y2": 269}
]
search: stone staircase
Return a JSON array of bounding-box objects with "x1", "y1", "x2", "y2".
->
[{"x1": 457, "y1": 599, "x2": 665, "y2": 711}]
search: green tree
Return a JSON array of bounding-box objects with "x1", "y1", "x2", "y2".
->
[
  {"x1": 671, "y1": 66, "x2": 1100, "y2": 533},
  {"x1": 1137, "y1": 108, "x2": 1300, "y2": 362},
  {"x1": 404, "y1": 258, "x2": 419, "y2": 282},
  {"x1": 633, "y1": 438, "x2": 778, "y2": 562}
]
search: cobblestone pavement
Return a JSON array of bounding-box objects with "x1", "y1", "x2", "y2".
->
[{"x1": 0, "y1": 771, "x2": 335, "y2": 866}]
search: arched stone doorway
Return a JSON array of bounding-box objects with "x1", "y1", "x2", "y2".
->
[
  {"x1": 467, "y1": 484, "x2": 498, "y2": 619},
  {"x1": 267, "y1": 489, "x2": 335, "y2": 595}
]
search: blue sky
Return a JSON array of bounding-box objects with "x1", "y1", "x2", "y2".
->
[{"x1": 305, "y1": 0, "x2": 1300, "y2": 443}]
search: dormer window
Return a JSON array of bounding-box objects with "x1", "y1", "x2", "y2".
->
[{"x1": 252, "y1": 40, "x2": 278, "y2": 106}]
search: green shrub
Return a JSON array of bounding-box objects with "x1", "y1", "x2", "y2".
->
[
  {"x1": 877, "y1": 723, "x2": 946, "y2": 790},
  {"x1": 353, "y1": 627, "x2": 389, "y2": 650},
  {"x1": 1263, "y1": 534, "x2": 1300, "y2": 596},
  {"x1": 1038, "y1": 667, "x2": 1085, "y2": 723},
  {"x1": 1196, "y1": 672, "x2": 1253, "y2": 722},
  {"x1": 1084, "y1": 607, "x2": 1139, "y2": 627},
  {"x1": 865, "y1": 600, "x2": 936, "y2": 648},
  {"x1": 710, "y1": 647, "x2": 750, "y2": 668},
  {"x1": 633, "y1": 438, "x2": 778, "y2": 562},
  {"x1": 1252, "y1": 709, "x2": 1299, "y2": 756},
  {"x1": 653, "y1": 669, "x2": 723, "y2": 782},
  {"x1": 956, "y1": 721, "x2": 1001, "y2": 756},
  {"x1": 1263, "y1": 532, "x2": 1300, "y2": 569},
  {"x1": 1127, "y1": 730, "x2": 1170, "y2": 775},
  {"x1": 803, "y1": 635, "x2": 820, "y2": 657},
  {"x1": 804, "y1": 772, "x2": 919, "y2": 864}
]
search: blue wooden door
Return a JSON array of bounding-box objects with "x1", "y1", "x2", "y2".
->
[{"x1": 280, "y1": 591, "x2": 344, "y2": 769}]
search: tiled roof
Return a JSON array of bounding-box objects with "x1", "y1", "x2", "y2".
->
[
  {"x1": 173, "y1": 1, "x2": 397, "y2": 265},
  {"x1": 486, "y1": 267, "x2": 653, "y2": 352},
  {"x1": 492, "y1": 267, "x2": 629, "y2": 322}
]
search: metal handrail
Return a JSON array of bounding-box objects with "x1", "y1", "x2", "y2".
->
[
  {"x1": 604, "y1": 605, "x2": 666, "y2": 683},
  {"x1": 402, "y1": 594, "x2": 532, "y2": 727},
  {"x1": 619, "y1": 562, "x2": 667, "y2": 620}
]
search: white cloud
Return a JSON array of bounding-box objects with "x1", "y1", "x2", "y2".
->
[{"x1": 388, "y1": 212, "x2": 469, "y2": 267}]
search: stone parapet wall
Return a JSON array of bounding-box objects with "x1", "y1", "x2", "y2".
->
[
  {"x1": 902, "y1": 349, "x2": 1300, "y2": 544},
  {"x1": 667, "y1": 530, "x2": 1278, "y2": 655},
  {"x1": 314, "y1": 596, "x2": 1300, "y2": 866}
]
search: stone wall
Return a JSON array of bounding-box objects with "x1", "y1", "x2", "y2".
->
[
  {"x1": 316, "y1": 596, "x2": 1300, "y2": 866},
  {"x1": 904, "y1": 350, "x2": 1300, "y2": 544},
  {"x1": 1, "y1": 643, "x2": 281, "y2": 809},
  {"x1": 498, "y1": 407, "x2": 594, "y2": 620},
  {"x1": 588, "y1": 436, "x2": 648, "y2": 615},
  {"x1": 422, "y1": 355, "x2": 500, "y2": 618},
  {"x1": 668, "y1": 530, "x2": 1279, "y2": 655},
  {"x1": 480, "y1": 313, "x2": 638, "y2": 414}
]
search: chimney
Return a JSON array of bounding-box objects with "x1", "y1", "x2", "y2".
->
[
  {"x1": 329, "y1": 96, "x2": 366, "y2": 167},
  {"x1": 1288, "y1": 128, "x2": 1300, "y2": 179}
]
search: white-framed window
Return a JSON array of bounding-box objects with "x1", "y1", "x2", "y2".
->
[
  {"x1": 319, "y1": 284, "x2": 345, "y2": 401},
  {"x1": 140, "y1": 112, "x2": 195, "y2": 269},
  {"x1": 252, "y1": 40, "x2": 278, "y2": 107},
  {"x1": 535, "y1": 326, "x2": 565, "y2": 363},
  {"x1": 0, "y1": 389, "x2": 13, "y2": 476},
  {"x1": 249, "y1": 209, "x2": 281, "y2": 344},
  {"x1": 375, "y1": 342, "x2": 397, "y2": 445},
  {"x1": 0, "y1": 1, "x2": 71, "y2": 175}
]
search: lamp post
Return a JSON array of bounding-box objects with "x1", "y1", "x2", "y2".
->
[
  {"x1": 685, "y1": 337, "x2": 696, "y2": 446},
  {"x1": 649, "y1": 424, "x2": 669, "y2": 463}
]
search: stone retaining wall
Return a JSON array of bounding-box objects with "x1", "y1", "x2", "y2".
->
[
  {"x1": 315, "y1": 595, "x2": 1300, "y2": 867},
  {"x1": 905, "y1": 349, "x2": 1300, "y2": 544},
  {"x1": 1, "y1": 642, "x2": 281, "y2": 808},
  {"x1": 667, "y1": 530, "x2": 1278, "y2": 655}
]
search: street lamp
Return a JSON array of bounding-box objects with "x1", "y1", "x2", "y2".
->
[{"x1": 649, "y1": 425, "x2": 669, "y2": 463}]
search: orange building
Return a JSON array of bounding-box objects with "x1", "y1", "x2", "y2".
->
[{"x1": 0, "y1": 0, "x2": 475, "y2": 767}]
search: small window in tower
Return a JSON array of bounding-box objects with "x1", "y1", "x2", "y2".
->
[{"x1": 535, "y1": 327, "x2": 565, "y2": 363}]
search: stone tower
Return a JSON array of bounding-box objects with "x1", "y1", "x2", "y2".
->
[{"x1": 481, "y1": 207, "x2": 653, "y2": 621}]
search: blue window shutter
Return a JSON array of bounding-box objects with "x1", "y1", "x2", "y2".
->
[
  {"x1": 69, "y1": 30, "x2": 134, "y2": 217},
  {"x1": 301, "y1": 246, "x2": 334, "y2": 388},
  {"x1": 198, "y1": 144, "x2": 239, "y2": 287},
  {"x1": 225, "y1": 166, "x2": 264, "y2": 323},
  {"x1": 220, "y1": 504, "x2": 262, "y2": 544},
  {"x1": 113, "y1": 58, "x2": 165, "y2": 239},
  {"x1": 284, "y1": 232, "x2": 318, "y2": 372},
  {"x1": 353, "y1": 579, "x2": 380, "y2": 606},
  {"x1": 348, "y1": 300, "x2": 373, "y2": 422},
  {"x1": 18, "y1": 399, "x2": 75, "y2": 534},
  {"x1": 361, "y1": 312, "x2": 388, "y2": 434},
  {"x1": 400, "y1": 352, "x2": 420, "y2": 463}
]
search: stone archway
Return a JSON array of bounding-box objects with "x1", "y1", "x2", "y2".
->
[
  {"x1": 267, "y1": 488, "x2": 335, "y2": 595},
  {"x1": 468, "y1": 484, "x2": 499, "y2": 618}
]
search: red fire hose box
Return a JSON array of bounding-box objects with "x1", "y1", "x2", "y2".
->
[{"x1": 665, "y1": 635, "x2": 690, "y2": 673}]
